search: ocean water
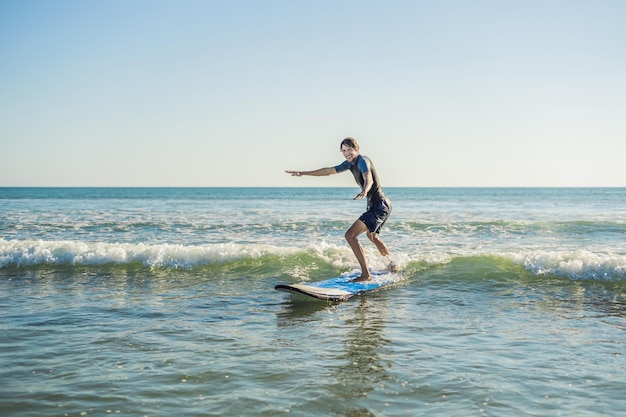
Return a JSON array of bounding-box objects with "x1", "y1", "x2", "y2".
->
[{"x1": 1, "y1": 187, "x2": 625, "y2": 416}]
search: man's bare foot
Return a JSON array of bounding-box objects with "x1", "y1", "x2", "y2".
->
[{"x1": 351, "y1": 275, "x2": 372, "y2": 282}]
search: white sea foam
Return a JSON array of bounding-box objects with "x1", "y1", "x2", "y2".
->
[
  {"x1": 0, "y1": 239, "x2": 298, "y2": 269},
  {"x1": 509, "y1": 250, "x2": 626, "y2": 281},
  {"x1": 2, "y1": 238, "x2": 625, "y2": 281}
]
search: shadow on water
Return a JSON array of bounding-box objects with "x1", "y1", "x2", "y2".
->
[
  {"x1": 274, "y1": 292, "x2": 392, "y2": 416},
  {"x1": 333, "y1": 297, "x2": 391, "y2": 401},
  {"x1": 275, "y1": 298, "x2": 334, "y2": 325}
]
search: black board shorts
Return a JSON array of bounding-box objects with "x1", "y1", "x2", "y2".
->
[{"x1": 359, "y1": 198, "x2": 392, "y2": 234}]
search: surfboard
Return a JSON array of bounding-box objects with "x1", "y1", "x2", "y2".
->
[{"x1": 275, "y1": 270, "x2": 399, "y2": 301}]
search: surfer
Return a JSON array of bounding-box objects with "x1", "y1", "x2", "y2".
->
[{"x1": 285, "y1": 137, "x2": 396, "y2": 282}]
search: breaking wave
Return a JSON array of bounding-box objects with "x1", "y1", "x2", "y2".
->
[{"x1": 1, "y1": 239, "x2": 625, "y2": 282}]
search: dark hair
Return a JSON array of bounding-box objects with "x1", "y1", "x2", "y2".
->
[{"x1": 340, "y1": 137, "x2": 359, "y2": 151}]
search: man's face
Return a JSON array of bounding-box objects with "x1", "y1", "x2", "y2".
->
[{"x1": 341, "y1": 145, "x2": 358, "y2": 163}]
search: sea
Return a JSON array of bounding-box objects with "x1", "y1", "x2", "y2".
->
[{"x1": 1, "y1": 187, "x2": 625, "y2": 417}]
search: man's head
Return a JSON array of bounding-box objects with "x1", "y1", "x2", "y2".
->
[
  {"x1": 340, "y1": 137, "x2": 360, "y2": 163},
  {"x1": 340, "y1": 137, "x2": 359, "y2": 151}
]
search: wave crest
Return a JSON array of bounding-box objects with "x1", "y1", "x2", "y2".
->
[
  {"x1": 1, "y1": 239, "x2": 625, "y2": 282},
  {"x1": 0, "y1": 239, "x2": 296, "y2": 269},
  {"x1": 511, "y1": 250, "x2": 626, "y2": 281}
]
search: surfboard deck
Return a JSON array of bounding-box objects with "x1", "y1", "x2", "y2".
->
[{"x1": 275, "y1": 270, "x2": 399, "y2": 301}]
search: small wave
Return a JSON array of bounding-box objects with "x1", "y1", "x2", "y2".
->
[
  {"x1": 509, "y1": 250, "x2": 626, "y2": 282},
  {"x1": 0, "y1": 238, "x2": 365, "y2": 277},
  {"x1": 396, "y1": 250, "x2": 625, "y2": 283},
  {"x1": 2, "y1": 239, "x2": 625, "y2": 282},
  {"x1": 0, "y1": 239, "x2": 301, "y2": 269}
]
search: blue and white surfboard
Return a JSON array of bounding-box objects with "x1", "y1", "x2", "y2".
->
[{"x1": 275, "y1": 270, "x2": 399, "y2": 301}]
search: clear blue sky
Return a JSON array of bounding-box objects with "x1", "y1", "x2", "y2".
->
[{"x1": 1, "y1": 0, "x2": 624, "y2": 187}]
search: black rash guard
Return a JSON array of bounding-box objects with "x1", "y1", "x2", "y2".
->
[{"x1": 335, "y1": 155, "x2": 387, "y2": 208}]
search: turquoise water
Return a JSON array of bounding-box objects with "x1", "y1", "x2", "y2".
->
[{"x1": 1, "y1": 187, "x2": 625, "y2": 416}]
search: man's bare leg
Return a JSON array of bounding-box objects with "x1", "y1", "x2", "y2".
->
[
  {"x1": 367, "y1": 231, "x2": 389, "y2": 256},
  {"x1": 367, "y1": 231, "x2": 398, "y2": 272},
  {"x1": 345, "y1": 220, "x2": 371, "y2": 281}
]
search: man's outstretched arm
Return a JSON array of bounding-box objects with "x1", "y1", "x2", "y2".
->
[{"x1": 285, "y1": 167, "x2": 336, "y2": 177}]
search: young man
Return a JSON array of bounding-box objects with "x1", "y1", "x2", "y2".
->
[{"x1": 285, "y1": 137, "x2": 396, "y2": 281}]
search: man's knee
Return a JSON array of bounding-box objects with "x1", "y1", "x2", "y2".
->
[{"x1": 346, "y1": 221, "x2": 368, "y2": 242}]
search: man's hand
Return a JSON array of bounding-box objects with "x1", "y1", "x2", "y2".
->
[{"x1": 354, "y1": 191, "x2": 366, "y2": 200}]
